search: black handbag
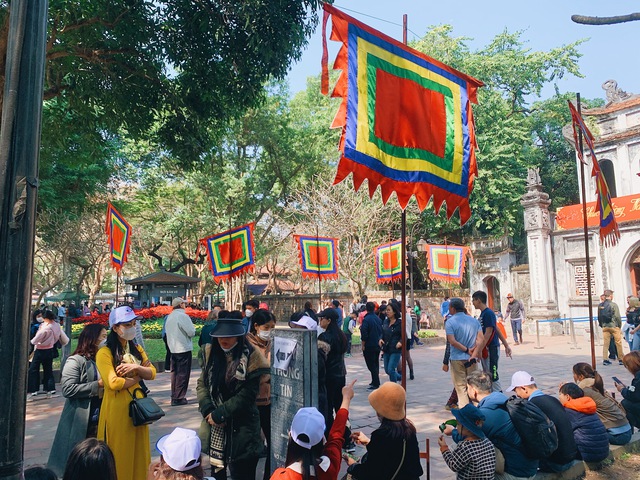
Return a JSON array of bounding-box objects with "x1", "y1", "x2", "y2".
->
[{"x1": 128, "y1": 388, "x2": 165, "y2": 426}]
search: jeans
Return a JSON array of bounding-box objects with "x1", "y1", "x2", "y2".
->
[
  {"x1": 511, "y1": 318, "x2": 522, "y2": 343},
  {"x1": 258, "y1": 404, "x2": 271, "y2": 480},
  {"x1": 383, "y1": 351, "x2": 401, "y2": 382},
  {"x1": 608, "y1": 426, "x2": 633, "y2": 445},
  {"x1": 632, "y1": 330, "x2": 640, "y2": 351},
  {"x1": 538, "y1": 459, "x2": 576, "y2": 473}
]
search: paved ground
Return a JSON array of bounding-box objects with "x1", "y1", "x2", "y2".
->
[{"x1": 25, "y1": 330, "x2": 629, "y2": 479}]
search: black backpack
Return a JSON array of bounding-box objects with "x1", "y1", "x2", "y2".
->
[
  {"x1": 504, "y1": 397, "x2": 558, "y2": 460},
  {"x1": 598, "y1": 301, "x2": 614, "y2": 327}
]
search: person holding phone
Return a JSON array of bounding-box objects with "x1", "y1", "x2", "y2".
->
[{"x1": 615, "y1": 351, "x2": 640, "y2": 430}]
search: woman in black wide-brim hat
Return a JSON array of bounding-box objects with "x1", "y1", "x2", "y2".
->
[{"x1": 196, "y1": 317, "x2": 269, "y2": 480}]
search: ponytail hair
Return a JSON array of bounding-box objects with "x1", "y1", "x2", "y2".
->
[{"x1": 572, "y1": 362, "x2": 605, "y2": 396}]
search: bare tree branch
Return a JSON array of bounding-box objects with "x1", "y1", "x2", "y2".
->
[{"x1": 572, "y1": 13, "x2": 640, "y2": 25}]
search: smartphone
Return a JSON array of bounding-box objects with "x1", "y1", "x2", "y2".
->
[{"x1": 612, "y1": 376, "x2": 623, "y2": 385}]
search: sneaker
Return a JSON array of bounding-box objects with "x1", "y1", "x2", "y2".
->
[
  {"x1": 47, "y1": 391, "x2": 58, "y2": 399},
  {"x1": 345, "y1": 353, "x2": 352, "y2": 358},
  {"x1": 367, "y1": 385, "x2": 379, "y2": 391},
  {"x1": 603, "y1": 360, "x2": 612, "y2": 366},
  {"x1": 619, "y1": 360, "x2": 624, "y2": 366},
  {"x1": 27, "y1": 393, "x2": 37, "y2": 402},
  {"x1": 171, "y1": 398, "x2": 188, "y2": 406},
  {"x1": 343, "y1": 441, "x2": 356, "y2": 453}
]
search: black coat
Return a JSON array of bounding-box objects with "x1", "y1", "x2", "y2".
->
[
  {"x1": 318, "y1": 328, "x2": 347, "y2": 381},
  {"x1": 361, "y1": 312, "x2": 383, "y2": 351},
  {"x1": 348, "y1": 427, "x2": 423, "y2": 480},
  {"x1": 382, "y1": 319, "x2": 402, "y2": 354},
  {"x1": 529, "y1": 394, "x2": 578, "y2": 466}
]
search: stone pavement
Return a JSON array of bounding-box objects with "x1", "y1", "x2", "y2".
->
[{"x1": 25, "y1": 330, "x2": 631, "y2": 479}]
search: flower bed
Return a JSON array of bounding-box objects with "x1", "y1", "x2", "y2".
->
[{"x1": 70, "y1": 306, "x2": 211, "y2": 338}]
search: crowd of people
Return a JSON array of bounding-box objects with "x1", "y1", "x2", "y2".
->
[{"x1": 24, "y1": 289, "x2": 640, "y2": 480}]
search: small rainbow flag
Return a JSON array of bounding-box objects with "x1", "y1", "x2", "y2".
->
[
  {"x1": 294, "y1": 235, "x2": 339, "y2": 280},
  {"x1": 374, "y1": 240, "x2": 402, "y2": 284},
  {"x1": 426, "y1": 245, "x2": 469, "y2": 284},
  {"x1": 105, "y1": 202, "x2": 132, "y2": 272},
  {"x1": 198, "y1": 223, "x2": 256, "y2": 283}
]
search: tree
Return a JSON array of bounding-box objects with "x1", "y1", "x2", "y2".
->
[{"x1": 0, "y1": 0, "x2": 324, "y2": 164}]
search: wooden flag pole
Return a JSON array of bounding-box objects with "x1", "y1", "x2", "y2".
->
[
  {"x1": 115, "y1": 270, "x2": 120, "y2": 307},
  {"x1": 577, "y1": 93, "x2": 597, "y2": 370},
  {"x1": 400, "y1": 13, "x2": 408, "y2": 391}
]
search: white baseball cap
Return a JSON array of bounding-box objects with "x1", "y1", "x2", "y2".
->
[
  {"x1": 290, "y1": 407, "x2": 325, "y2": 449},
  {"x1": 108, "y1": 306, "x2": 139, "y2": 328},
  {"x1": 506, "y1": 371, "x2": 536, "y2": 392},
  {"x1": 290, "y1": 315, "x2": 318, "y2": 331},
  {"x1": 156, "y1": 427, "x2": 201, "y2": 472}
]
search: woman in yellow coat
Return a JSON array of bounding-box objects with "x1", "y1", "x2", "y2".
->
[{"x1": 97, "y1": 306, "x2": 156, "y2": 480}]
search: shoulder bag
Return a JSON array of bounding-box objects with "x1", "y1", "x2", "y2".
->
[{"x1": 128, "y1": 388, "x2": 165, "y2": 426}]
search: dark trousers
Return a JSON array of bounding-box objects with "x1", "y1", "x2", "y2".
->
[
  {"x1": 345, "y1": 333, "x2": 352, "y2": 354},
  {"x1": 211, "y1": 457, "x2": 259, "y2": 480},
  {"x1": 325, "y1": 376, "x2": 352, "y2": 443},
  {"x1": 28, "y1": 348, "x2": 55, "y2": 393},
  {"x1": 170, "y1": 351, "x2": 192, "y2": 401},
  {"x1": 258, "y1": 404, "x2": 271, "y2": 480},
  {"x1": 162, "y1": 335, "x2": 172, "y2": 371},
  {"x1": 363, "y1": 348, "x2": 380, "y2": 387}
]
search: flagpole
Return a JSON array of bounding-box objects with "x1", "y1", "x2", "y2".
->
[
  {"x1": 316, "y1": 226, "x2": 322, "y2": 311},
  {"x1": 400, "y1": 13, "x2": 408, "y2": 391},
  {"x1": 577, "y1": 93, "x2": 597, "y2": 370},
  {"x1": 115, "y1": 270, "x2": 120, "y2": 307}
]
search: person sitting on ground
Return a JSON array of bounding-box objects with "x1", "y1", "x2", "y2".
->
[
  {"x1": 463, "y1": 371, "x2": 538, "y2": 479},
  {"x1": 62, "y1": 438, "x2": 117, "y2": 480},
  {"x1": 571, "y1": 362, "x2": 632, "y2": 445},
  {"x1": 343, "y1": 382, "x2": 423, "y2": 480},
  {"x1": 507, "y1": 371, "x2": 578, "y2": 473},
  {"x1": 438, "y1": 404, "x2": 496, "y2": 480},
  {"x1": 615, "y1": 351, "x2": 640, "y2": 430},
  {"x1": 270, "y1": 380, "x2": 355, "y2": 480},
  {"x1": 147, "y1": 427, "x2": 208, "y2": 480},
  {"x1": 558, "y1": 382, "x2": 609, "y2": 463}
]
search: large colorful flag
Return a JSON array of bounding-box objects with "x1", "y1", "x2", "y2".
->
[
  {"x1": 294, "y1": 234, "x2": 339, "y2": 280},
  {"x1": 567, "y1": 100, "x2": 597, "y2": 164},
  {"x1": 198, "y1": 223, "x2": 256, "y2": 283},
  {"x1": 567, "y1": 100, "x2": 620, "y2": 246},
  {"x1": 426, "y1": 244, "x2": 470, "y2": 284},
  {"x1": 321, "y1": 4, "x2": 483, "y2": 224},
  {"x1": 105, "y1": 202, "x2": 132, "y2": 272},
  {"x1": 374, "y1": 240, "x2": 403, "y2": 284}
]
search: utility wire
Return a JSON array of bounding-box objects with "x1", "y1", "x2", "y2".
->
[{"x1": 333, "y1": 3, "x2": 423, "y2": 40}]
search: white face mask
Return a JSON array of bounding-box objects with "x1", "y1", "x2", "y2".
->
[
  {"x1": 119, "y1": 326, "x2": 137, "y2": 341},
  {"x1": 98, "y1": 339, "x2": 107, "y2": 348},
  {"x1": 221, "y1": 345, "x2": 236, "y2": 353},
  {"x1": 316, "y1": 326, "x2": 326, "y2": 335},
  {"x1": 245, "y1": 309, "x2": 254, "y2": 318},
  {"x1": 36, "y1": 316, "x2": 43, "y2": 323},
  {"x1": 257, "y1": 330, "x2": 271, "y2": 341}
]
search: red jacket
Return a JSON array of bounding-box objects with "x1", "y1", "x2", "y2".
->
[{"x1": 271, "y1": 408, "x2": 348, "y2": 480}]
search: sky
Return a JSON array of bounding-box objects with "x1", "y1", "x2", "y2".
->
[{"x1": 287, "y1": 0, "x2": 640, "y2": 102}]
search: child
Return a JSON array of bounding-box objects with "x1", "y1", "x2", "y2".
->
[
  {"x1": 558, "y1": 383, "x2": 610, "y2": 463},
  {"x1": 271, "y1": 380, "x2": 355, "y2": 480},
  {"x1": 438, "y1": 404, "x2": 495, "y2": 479},
  {"x1": 343, "y1": 312, "x2": 356, "y2": 357}
]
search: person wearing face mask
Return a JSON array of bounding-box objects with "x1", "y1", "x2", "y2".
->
[
  {"x1": 97, "y1": 306, "x2": 156, "y2": 480},
  {"x1": 165, "y1": 297, "x2": 196, "y2": 406},
  {"x1": 246, "y1": 309, "x2": 276, "y2": 480},
  {"x1": 47, "y1": 323, "x2": 107, "y2": 477},
  {"x1": 241, "y1": 299, "x2": 260, "y2": 334},
  {"x1": 28, "y1": 310, "x2": 69, "y2": 399},
  {"x1": 197, "y1": 317, "x2": 269, "y2": 480},
  {"x1": 28, "y1": 309, "x2": 44, "y2": 356}
]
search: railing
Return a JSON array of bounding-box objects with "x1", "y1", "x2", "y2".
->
[{"x1": 533, "y1": 316, "x2": 627, "y2": 349}]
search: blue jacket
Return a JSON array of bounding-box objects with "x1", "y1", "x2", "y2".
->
[
  {"x1": 360, "y1": 312, "x2": 383, "y2": 350},
  {"x1": 478, "y1": 392, "x2": 539, "y2": 477},
  {"x1": 563, "y1": 397, "x2": 610, "y2": 463}
]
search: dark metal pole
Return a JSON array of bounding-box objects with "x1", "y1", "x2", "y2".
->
[
  {"x1": 0, "y1": 1, "x2": 48, "y2": 479},
  {"x1": 576, "y1": 93, "x2": 597, "y2": 370},
  {"x1": 316, "y1": 226, "x2": 322, "y2": 311}
]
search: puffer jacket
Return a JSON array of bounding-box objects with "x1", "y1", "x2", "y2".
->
[
  {"x1": 562, "y1": 397, "x2": 610, "y2": 463},
  {"x1": 476, "y1": 392, "x2": 538, "y2": 477}
]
